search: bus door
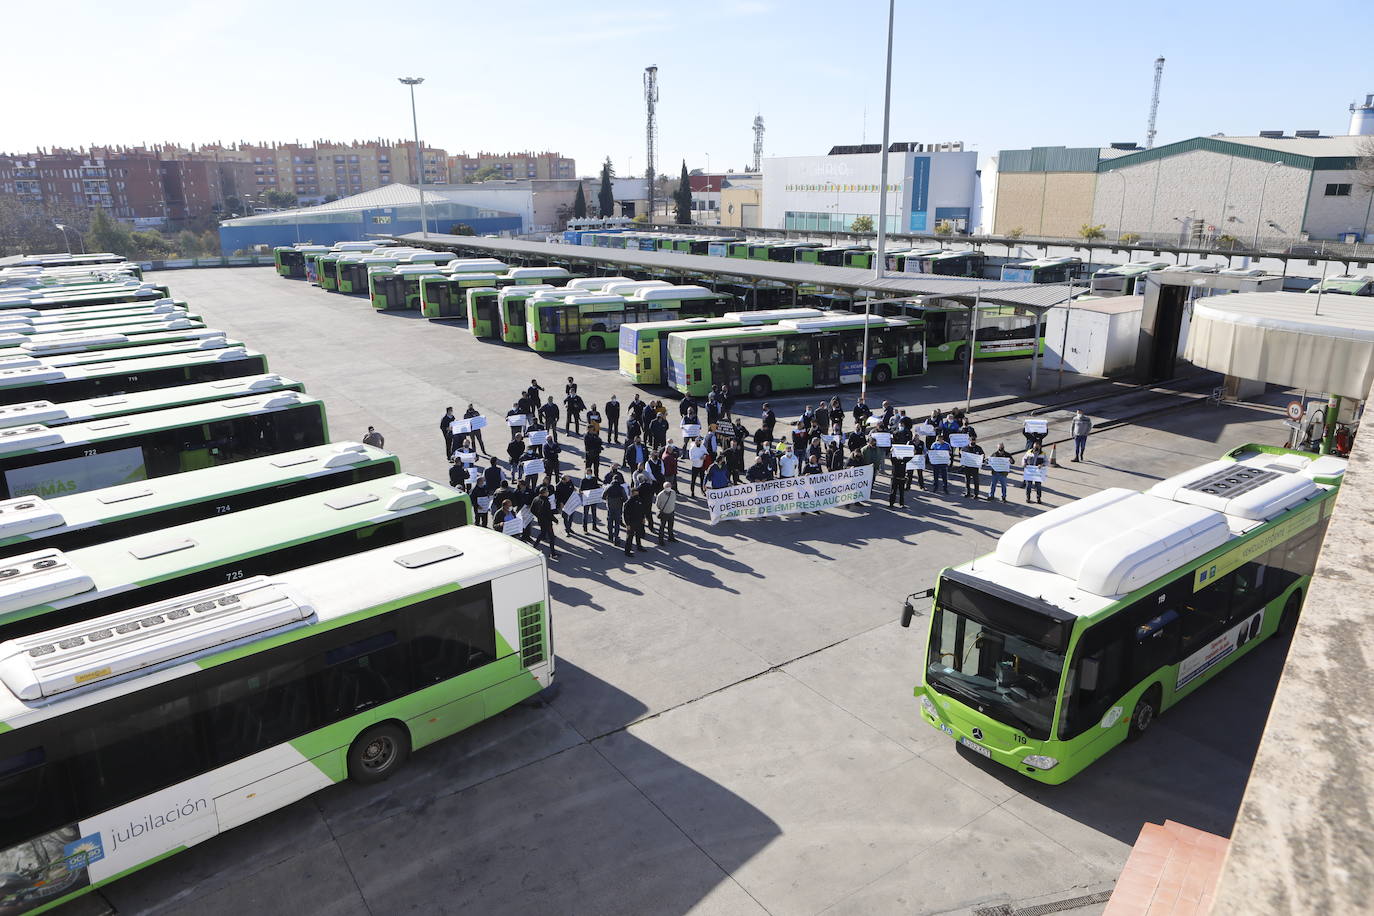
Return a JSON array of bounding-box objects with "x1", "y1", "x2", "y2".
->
[
  {"x1": 812, "y1": 334, "x2": 842, "y2": 387},
  {"x1": 711, "y1": 342, "x2": 743, "y2": 397},
  {"x1": 508, "y1": 300, "x2": 526, "y2": 333},
  {"x1": 555, "y1": 307, "x2": 583, "y2": 351},
  {"x1": 897, "y1": 329, "x2": 923, "y2": 375},
  {"x1": 477, "y1": 296, "x2": 500, "y2": 330}
]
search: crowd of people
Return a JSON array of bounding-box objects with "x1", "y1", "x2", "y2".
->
[{"x1": 425, "y1": 376, "x2": 1087, "y2": 560}]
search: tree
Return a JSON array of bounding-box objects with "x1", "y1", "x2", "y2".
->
[
  {"x1": 322, "y1": 194, "x2": 339, "y2": 204},
  {"x1": 572, "y1": 182, "x2": 587, "y2": 219},
  {"x1": 934, "y1": 220, "x2": 954, "y2": 235},
  {"x1": 1119, "y1": 232, "x2": 1141, "y2": 245},
  {"x1": 632, "y1": 213, "x2": 649, "y2": 224},
  {"x1": 465, "y1": 166, "x2": 504, "y2": 183},
  {"x1": 261, "y1": 190, "x2": 298, "y2": 209},
  {"x1": 448, "y1": 223, "x2": 476, "y2": 236},
  {"x1": 597, "y1": 158, "x2": 615, "y2": 218},
  {"x1": 1358, "y1": 135, "x2": 1374, "y2": 193},
  {"x1": 1006, "y1": 226, "x2": 1024, "y2": 239},
  {"x1": 850, "y1": 215, "x2": 874, "y2": 233},
  {"x1": 1215, "y1": 234, "x2": 1243, "y2": 250},
  {"x1": 86, "y1": 209, "x2": 134, "y2": 257},
  {"x1": 673, "y1": 161, "x2": 693, "y2": 225},
  {"x1": 1079, "y1": 223, "x2": 1106, "y2": 240}
]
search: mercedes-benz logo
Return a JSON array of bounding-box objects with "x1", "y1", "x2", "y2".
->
[{"x1": 971, "y1": 728, "x2": 984, "y2": 740}]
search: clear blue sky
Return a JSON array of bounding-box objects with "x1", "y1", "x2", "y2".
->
[{"x1": 8, "y1": 0, "x2": 1371, "y2": 181}]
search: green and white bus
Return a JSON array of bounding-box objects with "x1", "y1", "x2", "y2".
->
[
  {"x1": 1089, "y1": 261, "x2": 1170, "y2": 297},
  {"x1": 0, "y1": 472, "x2": 471, "y2": 643},
  {"x1": 0, "y1": 335, "x2": 240, "y2": 374},
  {"x1": 0, "y1": 391, "x2": 328, "y2": 500},
  {"x1": 886, "y1": 248, "x2": 944, "y2": 272},
  {"x1": 495, "y1": 285, "x2": 557, "y2": 344},
  {"x1": 527, "y1": 286, "x2": 732, "y2": 354},
  {"x1": 914, "y1": 250, "x2": 987, "y2": 278},
  {"x1": 369, "y1": 265, "x2": 442, "y2": 311},
  {"x1": 462, "y1": 280, "x2": 514, "y2": 335},
  {"x1": 798, "y1": 246, "x2": 864, "y2": 267},
  {"x1": 0, "y1": 373, "x2": 301, "y2": 434},
  {"x1": 274, "y1": 245, "x2": 332, "y2": 279},
  {"x1": 876, "y1": 301, "x2": 1044, "y2": 364},
  {"x1": 906, "y1": 444, "x2": 1343, "y2": 785},
  {"x1": 423, "y1": 274, "x2": 501, "y2": 320},
  {"x1": 0, "y1": 318, "x2": 207, "y2": 352},
  {"x1": 0, "y1": 348, "x2": 271, "y2": 407},
  {"x1": 0, "y1": 300, "x2": 189, "y2": 327},
  {"x1": 618, "y1": 308, "x2": 829, "y2": 385},
  {"x1": 667, "y1": 313, "x2": 925, "y2": 398},
  {"x1": 1000, "y1": 257, "x2": 1082, "y2": 284},
  {"x1": 0, "y1": 525, "x2": 549, "y2": 916},
  {"x1": 18, "y1": 327, "x2": 228, "y2": 359},
  {"x1": 0, "y1": 286, "x2": 171, "y2": 312},
  {"x1": 1304, "y1": 273, "x2": 1374, "y2": 297},
  {"x1": 0, "y1": 441, "x2": 398, "y2": 558},
  {"x1": 316, "y1": 243, "x2": 386, "y2": 292}
]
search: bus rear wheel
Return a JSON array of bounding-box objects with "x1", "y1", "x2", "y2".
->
[
  {"x1": 749, "y1": 376, "x2": 772, "y2": 398},
  {"x1": 587, "y1": 337, "x2": 606, "y2": 353},
  {"x1": 347, "y1": 723, "x2": 410, "y2": 784},
  {"x1": 872, "y1": 364, "x2": 892, "y2": 385},
  {"x1": 1126, "y1": 685, "x2": 1161, "y2": 742}
]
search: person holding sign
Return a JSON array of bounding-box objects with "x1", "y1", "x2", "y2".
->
[
  {"x1": 530, "y1": 486, "x2": 558, "y2": 558},
  {"x1": 579, "y1": 475, "x2": 603, "y2": 534},
  {"x1": 961, "y1": 438, "x2": 985, "y2": 499},
  {"x1": 928, "y1": 433, "x2": 952, "y2": 494},
  {"x1": 1023, "y1": 417, "x2": 1048, "y2": 451},
  {"x1": 988, "y1": 444, "x2": 1013, "y2": 501},
  {"x1": 1022, "y1": 442, "x2": 1048, "y2": 504},
  {"x1": 505, "y1": 433, "x2": 526, "y2": 470},
  {"x1": 688, "y1": 437, "x2": 709, "y2": 497},
  {"x1": 463, "y1": 404, "x2": 489, "y2": 456},
  {"x1": 555, "y1": 475, "x2": 578, "y2": 535}
]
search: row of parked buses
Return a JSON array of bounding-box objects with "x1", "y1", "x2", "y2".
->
[{"x1": 0, "y1": 255, "x2": 553, "y2": 916}]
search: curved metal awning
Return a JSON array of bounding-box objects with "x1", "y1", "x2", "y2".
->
[{"x1": 1186, "y1": 291, "x2": 1374, "y2": 400}]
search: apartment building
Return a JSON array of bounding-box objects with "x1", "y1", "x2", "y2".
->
[{"x1": 447, "y1": 151, "x2": 576, "y2": 182}]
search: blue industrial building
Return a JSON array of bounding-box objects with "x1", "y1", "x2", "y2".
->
[{"x1": 218, "y1": 184, "x2": 523, "y2": 254}]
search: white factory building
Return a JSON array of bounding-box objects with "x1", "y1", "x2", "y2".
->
[{"x1": 762, "y1": 143, "x2": 980, "y2": 235}]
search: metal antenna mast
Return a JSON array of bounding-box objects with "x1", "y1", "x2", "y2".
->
[
  {"x1": 644, "y1": 66, "x2": 659, "y2": 223},
  {"x1": 752, "y1": 114, "x2": 765, "y2": 172},
  {"x1": 1145, "y1": 56, "x2": 1165, "y2": 149}
]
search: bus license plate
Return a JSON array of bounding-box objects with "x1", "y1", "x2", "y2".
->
[{"x1": 959, "y1": 736, "x2": 991, "y2": 758}]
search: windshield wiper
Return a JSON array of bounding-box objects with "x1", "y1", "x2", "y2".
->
[{"x1": 927, "y1": 672, "x2": 990, "y2": 707}]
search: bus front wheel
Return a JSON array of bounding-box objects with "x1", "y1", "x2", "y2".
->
[
  {"x1": 347, "y1": 722, "x2": 410, "y2": 784},
  {"x1": 872, "y1": 364, "x2": 892, "y2": 385},
  {"x1": 1126, "y1": 686, "x2": 1161, "y2": 742},
  {"x1": 1275, "y1": 590, "x2": 1303, "y2": 639},
  {"x1": 954, "y1": 345, "x2": 970, "y2": 364},
  {"x1": 749, "y1": 376, "x2": 772, "y2": 398},
  {"x1": 587, "y1": 337, "x2": 606, "y2": 353}
]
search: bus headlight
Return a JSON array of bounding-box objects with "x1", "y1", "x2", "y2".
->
[
  {"x1": 1022, "y1": 755, "x2": 1059, "y2": 770},
  {"x1": 919, "y1": 694, "x2": 938, "y2": 719}
]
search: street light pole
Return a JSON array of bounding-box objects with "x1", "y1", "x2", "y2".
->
[
  {"x1": 1252, "y1": 161, "x2": 1284, "y2": 251},
  {"x1": 398, "y1": 77, "x2": 428, "y2": 238},
  {"x1": 53, "y1": 223, "x2": 73, "y2": 254},
  {"x1": 860, "y1": 0, "x2": 896, "y2": 407}
]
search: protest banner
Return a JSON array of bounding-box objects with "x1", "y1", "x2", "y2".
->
[
  {"x1": 704, "y1": 465, "x2": 874, "y2": 524},
  {"x1": 891, "y1": 443, "x2": 915, "y2": 458},
  {"x1": 681, "y1": 423, "x2": 702, "y2": 438},
  {"x1": 527, "y1": 429, "x2": 548, "y2": 446},
  {"x1": 867, "y1": 415, "x2": 884, "y2": 426},
  {"x1": 1024, "y1": 465, "x2": 1047, "y2": 482},
  {"x1": 521, "y1": 459, "x2": 545, "y2": 478},
  {"x1": 716, "y1": 422, "x2": 736, "y2": 439},
  {"x1": 988, "y1": 456, "x2": 1012, "y2": 473},
  {"x1": 960, "y1": 451, "x2": 984, "y2": 468},
  {"x1": 506, "y1": 414, "x2": 529, "y2": 427},
  {"x1": 927, "y1": 449, "x2": 952, "y2": 465},
  {"x1": 477, "y1": 496, "x2": 492, "y2": 511},
  {"x1": 581, "y1": 487, "x2": 604, "y2": 506},
  {"x1": 454, "y1": 450, "x2": 476, "y2": 464},
  {"x1": 1023, "y1": 418, "x2": 1049, "y2": 435},
  {"x1": 871, "y1": 432, "x2": 892, "y2": 447},
  {"x1": 561, "y1": 493, "x2": 582, "y2": 517},
  {"x1": 467, "y1": 416, "x2": 487, "y2": 430},
  {"x1": 949, "y1": 433, "x2": 971, "y2": 448},
  {"x1": 501, "y1": 518, "x2": 524, "y2": 536},
  {"x1": 916, "y1": 423, "x2": 936, "y2": 437}
]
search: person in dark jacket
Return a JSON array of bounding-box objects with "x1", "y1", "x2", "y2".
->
[
  {"x1": 506, "y1": 432, "x2": 526, "y2": 469},
  {"x1": 539, "y1": 397, "x2": 560, "y2": 443},
  {"x1": 584, "y1": 427, "x2": 604, "y2": 475},
  {"x1": 747, "y1": 455, "x2": 771, "y2": 482},
  {"x1": 605, "y1": 395, "x2": 622, "y2": 444},
  {"x1": 564, "y1": 390, "x2": 586, "y2": 435},
  {"x1": 852, "y1": 398, "x2": 872, "y2": 428},
  {"x1": 469, "y1": 479, "x2": 492, "y2": 527},
  {"x1": 541, "y1": 437, "x2": 561, "y2": 486},
  {"x1": 554, "y1": 475, "x2": 577, "y2": 535},
  {"x1": 962, "y1": 438, "x2": 985, "y2": 499},
  {"x1": 647, "y1": 413, "x2": 669, "y2": 450},
  {"x1": 622, "y1": 489, "x2": 647, "y2": 556},
  {"x1": 604, "y1": 474, "x2": 627, "y2": 545},
  {"x1": 462, "y1": 404, "x2": 488, "y2": 456},
  {"x1": 761, "y1": 403, "x2": 777, "y2": 439},
  {"x1": 725, "y1": 439, "x2": 746, "y2": 484},
  {"x1": 623, "y1": 437, "x2": 648, "y2": 470},
  {"x1": 530, "y1": 486, "x2": 558, "y2": 558},
  {"x1": 888, "y1": 449, "x2": 910, "y2": 508},
  {"x1": 579, "y1": 474, "x2": 602, "y2": 534},
  {"x1": 440, "y1": 407, "x2": 456, "y2": 459}
]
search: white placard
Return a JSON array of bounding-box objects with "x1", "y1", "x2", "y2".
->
[
  {"x1": 521, "y1": 459, "x2": 545, "y2": 477},
  {"x1": 949, "y1": 433, "x2": 971, "y2": 448},
  {"x1": 1023, "y1": 418, "x2": 1049, "y2": 434},
  {"x1": 822, "y1": 434, "x2": 840, "y2": 445},
  {"x1": 988, "y1": 456, "x2": 1012, "y2": 473},
  {"x1": 926, "y1": 449, "x2": 951, "y2": 465},
  {"x1": 467, "y1": 415, "x2": 488, "y2": 430},
  {"x1": 681, "y1": 423, "x2": 702, "y2": 438},
  {"x1": 960, "y1": 452, "x2": 984, "y2": 468},
  {"x1": 866, "y1": 414, "x2": 884, "y2": 426},
  {"x1": 506, "y1": 414, "x2": 529, "y2": 427},
  {"x1": 871, "y1": 432, "x2": 892, "y2": 447},
  {"x1": 527, "y1": 429, "x2": 548, "y2": 446},
  {"x1": 452, "y1": 416, "x2": 486, "y2": 433},
  {"x1": 903, "y1": 457, "x2": 924, "y2": 470},
  {"x1": 477, "y1": 496, "x2": 492, "y2": 511},
  {"x1": 916, "y1": 423, "x2": 936, "y2": 436},
  {"x1": 561, "y1": 493, "x2": 582, "y2": 516},
  {"x1": 502, "y1": 517, "x2": 524, "y2": 535},
  {"x1": 455, "y1": 450, "x2": 476, "y2": 464},
  {"x1": 891, "y1": 444, "x2": 915, "y2": 458},
  {"x1": 1024, "y1": 465, "x2": 1047, "y2": 482},
  {"x1": 518, "y1": 506, "x2": 534, "y2": 527},
  {"x1": 581, "y1": 487, "x2": 604, "y2": 506}
]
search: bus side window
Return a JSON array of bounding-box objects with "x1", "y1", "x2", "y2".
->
[
  {"x1": 319, "y1": 628, "x2": 410, "y2": 719},
  {"x1": 0, "y1": 745, "x2": 76, "y2": 850},
  {"x1": 1229, "y1": 560, "x2": 1270, "y2": 619},
  {"x1": 1179, "y1": 571, "x2": 1237, "y2": 656},
  {"x1": 1129, "y1": 586, "x2": 1183, "y2": 681}
]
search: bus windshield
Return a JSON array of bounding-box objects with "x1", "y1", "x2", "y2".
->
[{"x1": 925, "y1": 574, "x2": 1070, "y2": 739}]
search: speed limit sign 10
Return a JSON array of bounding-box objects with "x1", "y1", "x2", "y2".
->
[{"x1": 1286, "y1": 401, "x2": 1304, "y2": 421}]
